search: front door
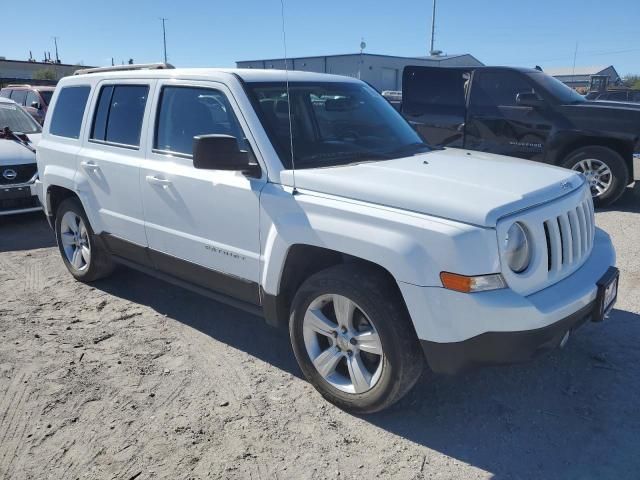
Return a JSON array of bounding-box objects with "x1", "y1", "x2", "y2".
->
[
  {"x1": 465, "y1": 69, "x2": 554, "y2": 162},
  {"x1": 140, "y1": 81, "x2": 265, "y2": 304}
]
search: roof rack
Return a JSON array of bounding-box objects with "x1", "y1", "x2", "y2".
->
[
  {"x1": 6, "y1": 84, "x2": 32, "y2": 88},
  {"x1": 74, "y1": 63, "x2": 175, "y2": 76}
]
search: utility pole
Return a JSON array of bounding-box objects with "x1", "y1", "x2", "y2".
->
[
  {"x1": 429, "y1": 0, "x2": 436, "y2": 56},
  {"x1": 160, "y1": 18, "x2": 168, "y2": 64},
  {"x1": 53, "y1": 36, "x2": 60, "y2": 63}
]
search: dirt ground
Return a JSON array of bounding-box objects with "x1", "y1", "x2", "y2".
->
[{"x1": 1, "y1": 185, "x2": 639, "y2": 480}]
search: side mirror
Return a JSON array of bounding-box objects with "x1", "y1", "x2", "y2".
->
[
  {"x1": 192, "y1": 134, "x2": 260, "y2": 176},
  {"x1": 30, "y1": 101, "x2": 42, "y2": 110},
  {"x1": 516, "y1": 92, "x2": 544, "y2": 108}
]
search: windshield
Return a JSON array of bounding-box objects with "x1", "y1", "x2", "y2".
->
[
  {"x1": 529, "y1": 72, "x2": 586, "y2": 104},
  {"x1": 0, "y1": 102, "x2": 41, "y2": 134},
  {"x1": 247, "y1": 81, "x2": 428, "y2": 169},
  {"x1": 39, "y1": 90, "x2": 53, "y2": 105}
]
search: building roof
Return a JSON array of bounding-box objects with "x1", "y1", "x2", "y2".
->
[
  {"x1": 543, "y1": 66, "x2": 611, "y2": 77},
  {"x1": 237, "y1": 52, "x2": 481, "y2": 64},
  {"x1": 0, "y1": 58, "x2": 85, "y2": 69}
]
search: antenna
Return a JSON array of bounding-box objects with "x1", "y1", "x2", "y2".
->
[
  {"x1": 160, "y1": 17, "x2": 168, "y2": 64},
  {"x1": 279, "y1": 0, "x2": 297, "y2": 194},
  {"x1": 429, "y1": 0, "x2": 436, "y2": 55}
]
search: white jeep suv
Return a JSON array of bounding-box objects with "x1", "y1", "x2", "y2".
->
[{"x1": 35, "y1": 64, "x2": 618, "y2": 413}]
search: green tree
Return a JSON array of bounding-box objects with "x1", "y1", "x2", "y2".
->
[
  {"x1": 622, "y1": 74, "x2": 640, "y2": 89},
  {"x1": 32, "y1": 68, "x2": 57, "y2": 81}
]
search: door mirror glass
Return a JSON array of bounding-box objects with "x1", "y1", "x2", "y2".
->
[
  {"x1": 193, "y1": 134, "x2": 255, "y2": 172},
  {"x1": 516, "y1": 91, "x2": 544, "y2": 108}
]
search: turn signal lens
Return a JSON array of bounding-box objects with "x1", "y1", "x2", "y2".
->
[{"x1": 440, "y1": 272, "x2": 506, "y2": 293}]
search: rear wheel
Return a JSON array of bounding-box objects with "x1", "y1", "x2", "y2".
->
[
  {"x1": 55, "y1": 197, "x2": 114, "y2": 282},
  {"x1": 561, "y1": 146, "x2": 629, "y2": 207},
  {"x1": 289, "y1": 264, "x2": 424, "y2": 414}
]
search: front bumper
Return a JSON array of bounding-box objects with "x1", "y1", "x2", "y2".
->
[
  {"x1": 0, "y1": 180, "x2": 42, "y2": 216},
  {"x1": 399, "y1": 227, "x2": 616, "y2": 374}
]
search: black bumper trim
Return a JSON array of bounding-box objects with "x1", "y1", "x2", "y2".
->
[{"x1": 421, "y1": 301, "x2": 595, "y2": 375}]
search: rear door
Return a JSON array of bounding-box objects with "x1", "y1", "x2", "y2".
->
[
  {"x1": 465, "y1": 69, "x2": 553, "y2": 161},
  {"x1": 401, "y1": 66, "x2": 468, "y2": 147},
  {"x1": 76, "y1": 80, "x2": 154, "y2": 260}
]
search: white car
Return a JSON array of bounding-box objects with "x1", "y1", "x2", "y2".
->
[
  {"x1": 35, "y1": 65, "x2": 618, "y2": 413},
  {"x1": 0, "y1": 97, "x2": 42, "y2": 215}
]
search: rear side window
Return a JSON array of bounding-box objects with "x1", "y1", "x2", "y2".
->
[
  {"x1": 402, "y1": 68, "x2": 468, "y2": 113},
  {"x1": 90, "y1": 85, "x2": 149, "y2": 147},
  {"x1": 10, "y1": 90, "x2": 27, "y2": 106},
  {"x1": 49, "y1": 86, "x2": 91, "y2": 139},
  {"x1": 154, "y1": 86, "x2": 246, "y2": 156}
]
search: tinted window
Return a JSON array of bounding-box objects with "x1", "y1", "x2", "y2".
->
[
  {"x1": 632, "y1": 92, "x2": 640, "y2": 102},
  {"x1": 0, "y1": 102, "x2": 41, "y2": 134},
  {"x1": 39, "y1": 90, "x2": 53, "y2": 105},
  {"x1": 10, "y1": 90, "x2": 27, "y2": 105},
  {"x1": 0, "y1": 90, "x2": 11, "y2": 98},
  {"x1": 471, "y1": 71, "x2": 535, "y2": 107},
  {"x1": 606, "y1": 91, "x2": 629, "y2": 101},
  {"x1": 49, "y1": 86, "x2": 90, "y2": 138},
  {"x1": 403, "y1": 68, "x2": 467, "y2": 112},
  {"x1": 90, "y1": 85, "x2": 148, "y2": 147},
  {"x1": 155, "y1": 86, "x2": 246, "y2": 155}
]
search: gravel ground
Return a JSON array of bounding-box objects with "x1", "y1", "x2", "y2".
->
[{"x1": 0, "y1": 185, "x2": 638, "y2": 480}]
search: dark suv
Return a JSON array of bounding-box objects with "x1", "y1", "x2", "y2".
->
[
  {"x1": 0, "y1": 85, "x2": 55, "y2": 125},
  {"x1": 401, "y1": 66, "x2": 640, "y2": 206}
]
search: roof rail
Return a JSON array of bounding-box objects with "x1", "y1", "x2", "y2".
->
[
  {"x1": 6, "y1": 84, "x2": 32, "y2": 88},
  {"x1": 74, "y1": 63, "x2": 175, "y2": 76}
]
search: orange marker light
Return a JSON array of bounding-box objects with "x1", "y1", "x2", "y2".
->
[{"x1": 440, "y1": 272, "x2": 506, "y2": 293}]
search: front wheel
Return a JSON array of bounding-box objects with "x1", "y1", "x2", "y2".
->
[
  {"x1": 561, "y1": 146, "x2": 629, "y2": 207},
  {"x1": 289, "y1": 264, "x2": 424, "y2": 414}
]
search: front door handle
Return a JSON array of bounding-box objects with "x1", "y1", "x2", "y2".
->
[
  {"x1": 146, "y1": 175, "x2": 172, "y2": 188},
  {"x1": 80, "y1": 160, "x2": 100, "y2": 172}
]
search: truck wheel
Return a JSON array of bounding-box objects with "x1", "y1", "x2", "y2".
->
[
  {"x1": 561, "y1": 146, "x2": 629, "y2": 207},
  {"x1": 55, "y1": 197, "x2": 114, "y2": 282},
  {"x1": 289, "y1": 263, "x2": 424, "y2": 414}
]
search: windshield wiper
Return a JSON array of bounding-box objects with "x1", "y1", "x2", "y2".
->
[{"x1": 385, "y1": 142, "x2": 431, "y2": 158}]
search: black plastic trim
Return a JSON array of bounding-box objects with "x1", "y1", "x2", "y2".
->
[{"x1": 421, "y1": 301, "x2": 596, "y2": 375}]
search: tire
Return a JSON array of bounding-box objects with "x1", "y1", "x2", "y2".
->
[
  {"x1": 55, "y1": 197, "x2": 114, "y2": 282},
  {"x1": 561, "y1": 146, "x2": 629, "y2": 208},
  {"x1": 289, "y1": 263, "x2": 424, "y2": 414}
]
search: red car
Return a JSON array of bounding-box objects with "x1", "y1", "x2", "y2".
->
[{"x1": 0, "y1": 84, "x2": 55, "y2": 124}]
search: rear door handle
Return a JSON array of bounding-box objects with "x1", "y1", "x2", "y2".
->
[
  {"x1": 80, "y1": 161, "x2": 100, "y2": 171},
  {"x1": 146, "y1": 175, "x2": 172, "y2": 188}
]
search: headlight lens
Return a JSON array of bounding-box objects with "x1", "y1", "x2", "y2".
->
[{"x1": 505, "y1": 222, "x2": 531, "y2": 273}]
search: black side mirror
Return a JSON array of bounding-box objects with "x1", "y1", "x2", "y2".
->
[
  {"x1": 30, "y1": 101, "x2": 41, "y2": 110},
  {"x1": 192, "y1": 134, "x2": 260, "y2": 176},
  {"x1": 516, "y1": 92, "x2": 544, "y2": 108}
]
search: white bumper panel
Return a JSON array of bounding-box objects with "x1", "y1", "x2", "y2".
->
[{"x1": 401, "y1": 227, "x2": 616, "y2": 343}]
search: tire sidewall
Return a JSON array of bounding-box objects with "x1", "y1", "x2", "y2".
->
[
  {"x1": 289, "y1": 266, "x2": 419, "y2": 413},
  {"x1": 55, "y1": 198, "x2": 98, "y2": 281},
  {"x1": 562, "y1": 146, "x2": 629, "y2": 207}
]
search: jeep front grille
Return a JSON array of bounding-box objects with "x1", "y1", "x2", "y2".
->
[{"x1": 543, "y1": 196, "x2": 595, "y2": 273}]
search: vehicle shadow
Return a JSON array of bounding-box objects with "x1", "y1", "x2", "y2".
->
[
  {"x1": 95, "y1": 266, "x2": 640, "y2": 479},
  {"x1": 599, "y1": 183, "x2": 640, "y2": 214},
  {"x1": 0, "y1": 212, "x2": 56, "y2": 252}
]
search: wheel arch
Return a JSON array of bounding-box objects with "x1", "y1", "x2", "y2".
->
[{"x1": 261, "y1": 244, "x2": 410, "y2": 329}]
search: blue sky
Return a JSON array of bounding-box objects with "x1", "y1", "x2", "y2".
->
[{"x1": 4, "y1": 0, "x2": 639, "y2": 76}]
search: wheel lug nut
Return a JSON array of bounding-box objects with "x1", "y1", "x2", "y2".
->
[
  {"x1": 349, "y1": 338, "x2": 357, "y2": 345},
  {"x1": 341, "y1": 327, "x2": 347, "y2": 334},
  {"x1": 347, "y1": 350, "x2": 353, "y2": 356}
]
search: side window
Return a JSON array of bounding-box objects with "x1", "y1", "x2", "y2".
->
[
  {"x1": 402, "y1": 68, "x2": 467, "y2": 113},
  {"x1": 90, "y1": 85, "x2": 149, "y2": 147},
  {"x1": 49, "y1": 86, "x2": 91, "y2": 139},
  {"x1": 154, "y1": 86, "x2": 246, "y2": 156},
  {"x1": 10, "y1": 90, "x2": 27, "y2": 106},
  {"x1": 607, "y1": 91, "x2": 628, "y2": 101},
  {"x1": 0, "y1": 89, "x2": 11, "y2": 98},
  {"x1": 471, "y1": 71, "x2": 536, "y2": 107},
  {"x1": 632, "y1": 92, "x2": 640, "y2": 102},
  {"x1": 26, "y1": 91, "x2": 40, "y2": 108}
]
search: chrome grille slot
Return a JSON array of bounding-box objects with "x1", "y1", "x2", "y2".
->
[{"x1": 543, "y1": 196, "x2": 595, "y2": 275}]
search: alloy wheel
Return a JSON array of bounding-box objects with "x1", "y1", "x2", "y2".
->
[
  {"x1": 60, "y1": 211, "x2": 91, "y2": 271},
  {"x1": 571, "y1": 158, "x2": 613, "y2": 198},
  {"x1": 302, "y1": 294, "x2": 384, "y2": 394}
]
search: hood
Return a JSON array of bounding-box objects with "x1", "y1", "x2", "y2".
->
[
  {"x1": 0, "y1": 136, "x2": 37, "y2": 166},
  {"x1": 280, "y1": 149, "x2": 584, "y2": 227}
]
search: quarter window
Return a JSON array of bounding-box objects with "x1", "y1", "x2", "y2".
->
[
  {"x1": 90, "y1": 85, "x2": 149, "y2": 147},
  {"x1": 49, "y1": 86, "x2": 91, "y2": 139},
  {"x1": 154, "y1": 86, "x2": 246, "y2": 156},
  {"x1": 10, "y1": 90, "x2": 27, "y2": 106}
]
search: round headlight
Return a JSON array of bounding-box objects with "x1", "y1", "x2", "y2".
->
[{"x1": 505, "y1": 222, "x2": 531, "y2": 273}]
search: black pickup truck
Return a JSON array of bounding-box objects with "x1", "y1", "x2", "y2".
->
[{"x1": 401, "y1": 66, "x2": 640, "y2": 206}]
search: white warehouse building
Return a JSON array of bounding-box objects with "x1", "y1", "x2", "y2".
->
[{"x1": 236, "y1": 53, "x2": 483, "y2": 92}]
